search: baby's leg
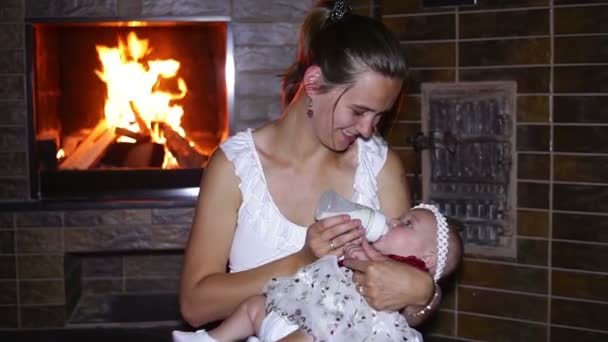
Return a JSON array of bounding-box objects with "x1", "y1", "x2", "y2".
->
[
  {"x1": 277, "y1": 330, "x2": 312, "y2": 342},
  {"x1": 208, "y1": 295, "x2": 267, "y2": 341}
]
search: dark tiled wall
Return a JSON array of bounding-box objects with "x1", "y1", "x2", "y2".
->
[
  {"x1": 382, "y1": 0, "x2": 608, "y2": 341},
  {"x1": 0, "y1": 0, "x2": 28, "y2": 200},
  {"x1": 0, "y1": 207, "x2": 192, "y2": 328}
]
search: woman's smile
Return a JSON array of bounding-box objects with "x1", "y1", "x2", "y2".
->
[{"x1": 341, "y1": 129, "x2": 358, "y2": 144}]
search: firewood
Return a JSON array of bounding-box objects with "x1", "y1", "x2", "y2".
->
[
  {"x1": 62, "y1": 130, "x2": 90, "y2": 157},
  {"x1": 115, "y1": 127, "x2": 152, "y2": 143},
  {"x1": 60, "y1": 119, "x2": 117, "y2": 169},
  {"x1": 99, "y1": 141, "x2": 164, "y2": 168},
  {"x1": 129, "y1": 101, "x2": 152, "y2": 137},
  {"x1": 158, "y1": 123, "x2": 208, "y2": 168},
  {"x1": 36, "y1": 129, "x2": 60, "y2": 147}
]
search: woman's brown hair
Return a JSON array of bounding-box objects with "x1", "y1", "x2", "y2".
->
[{"x1": 281, "y1": 0, "x2": 408, "y2": 108}]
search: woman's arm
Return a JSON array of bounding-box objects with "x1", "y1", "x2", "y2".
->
[
  {"x1": 342, "y1": 258, "x2": 433, "y2": 311},
  {"x1": 350, "y1": 238, "x2": 437, "y2": 327},
  {"x1": 402, "y1": 283, "x2": 442, "y2": 326},
  {"x1": 179, "y1": 150, "x2": 308, "y2": 327},
  {"x1": 377, "y1": 148, "x2": 411, "y2": 218},
  {"x1": 363, "y1": 148, "x2": 437, "y2": 323},
  {"x1": 344, "y1": 237, "x2": 434, "y2": 312}
]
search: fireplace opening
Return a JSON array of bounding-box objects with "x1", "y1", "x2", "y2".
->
[{"x1": 28, "y1": 19, "x2": 233, "y2": 200}]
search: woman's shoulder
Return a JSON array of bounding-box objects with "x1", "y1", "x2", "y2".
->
[
  {"x1": 204, "y1": 146, "x2": 235, "y2": 179},
  {"x1": 215, "y1": 129, "x2": 264, "y2": 188},
  {"x1": 197, "y1": 147, "x2": 242, "y2": 208},
  {"x1": 219, "y1": 129, "x2": 252, "y2": 156},
  {"x1": 376, "y1": 146, "x2": 410, "y2": 217},
  {"x1": 200, "y1": 131, "x2": 252, "y2": 180},
  {"x1": 380, "y1": 145, "x2": 405, "y2": 176}
]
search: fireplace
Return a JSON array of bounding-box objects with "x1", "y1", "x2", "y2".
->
[{"x1": 27, "y1": 18, "x2": 234, "y2": 200}]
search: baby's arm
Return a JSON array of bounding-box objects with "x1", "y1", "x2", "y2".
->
[
  {"x1": 208, "y1": 294, "x2": 267, "y2": 341},
  {"x1": 277, "y1": 330, "x2": 313, "y2": 341},
  {"x1": 345, "y1": 238, "x2": 391, "y2": 262},
  {"x1": 343, "y1": 243, "x2": 371, "y2": 261}
]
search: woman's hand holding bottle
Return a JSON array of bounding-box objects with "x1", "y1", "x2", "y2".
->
[{"x1": 296, "y1": 214, "x2": 363, "y2": 265}]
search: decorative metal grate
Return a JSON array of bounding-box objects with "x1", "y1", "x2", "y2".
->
[{"x1": 420, "y1": 82, "x2": 517, "y2": 258}]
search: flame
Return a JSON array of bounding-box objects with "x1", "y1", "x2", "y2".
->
[
  {"x1": 95, "y1": 32, "x2": 188, "y2": 168},
  {"x1": 56, "y1": 149, "x2": 65, "y2": 160}
]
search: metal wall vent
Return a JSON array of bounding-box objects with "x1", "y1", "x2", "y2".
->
[{"x1": 420, "y1": 82, "x2": 517, "y2": 258}]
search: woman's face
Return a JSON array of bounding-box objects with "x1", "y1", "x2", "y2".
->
[{"x1": 312, "y1": 71, "x2": 403, "y2": 151}]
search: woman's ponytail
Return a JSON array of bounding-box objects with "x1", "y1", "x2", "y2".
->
[{"x1": 281, "y1": 7, "x2": 329, "y2": 107}]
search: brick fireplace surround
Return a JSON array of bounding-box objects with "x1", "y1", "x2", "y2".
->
[{"x1": 2, "y1": 0, "x2": 608, "y2": 341}]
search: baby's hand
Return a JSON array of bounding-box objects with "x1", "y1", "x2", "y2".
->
[
  {"x1": 360, "y1": 238, "x2": 390, "y2": 262},
  {"x1": 389, "y1": 218, "x2": 401, "y2": 228},
  {"x1": 344, "y1": 243, "x2": 369, "y2": 261}
]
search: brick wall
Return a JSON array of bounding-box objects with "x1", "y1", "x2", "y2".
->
[
  {"x1": 0, "y1": 0, "x2": 28, "y2": 200},
  {"x1": 381, "y1": 0, "x2": 608, "y2": 341},
  {"x1": 0, "y1": 205, "x2": 199, "y2": 328}
]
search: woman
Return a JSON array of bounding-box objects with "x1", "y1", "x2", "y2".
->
[{"x1": 179, "y1": 0, "x2": 437, "y2": 332}]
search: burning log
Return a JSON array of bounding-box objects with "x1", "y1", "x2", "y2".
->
[
  {"x1": 60, "y1": 119, "x2": 117, "y2": 170},
  {"x1": 115, "y1": 127, "x2": 152, "y2": 143},
  {"x1": 100, "y1": 141, "x2": 165, "y2": 168},
  {"x1": 129, "y1": 101, "x2": 152, "y2": 138},
  {"x1": 158, "y1": 122, "x2": 208, "y2": 168}
]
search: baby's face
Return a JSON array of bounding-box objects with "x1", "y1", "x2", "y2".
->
[{"x1": 372, "y1": 208, "x2": 437, "y2": 257}]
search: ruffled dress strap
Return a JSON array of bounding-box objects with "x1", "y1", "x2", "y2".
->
[
  {"x1": 220, "y1": 129, "x2": 307, "y2": 272},
  {"x1": 352, "y1": 135, "x2": 389, "y2": 210},
  {"x1": 220, "y1": 129, "x2": 265, "y2": 206}
]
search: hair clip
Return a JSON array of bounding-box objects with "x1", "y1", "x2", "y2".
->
[{"x1": 328, "y1": 0, "x2": 352, "y2": 23}]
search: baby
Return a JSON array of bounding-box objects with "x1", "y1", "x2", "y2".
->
[{"x1": 174, "y1": 203, "x2": 463, "y2": 342}]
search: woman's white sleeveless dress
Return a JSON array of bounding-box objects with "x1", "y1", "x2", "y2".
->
[{"x1": 220, "y1": 129, "x2": 422, "y2": 341}]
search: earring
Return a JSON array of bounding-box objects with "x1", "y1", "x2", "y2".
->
[{"x1": 307, "y1": 99, "x2": 314, "y2": 118}]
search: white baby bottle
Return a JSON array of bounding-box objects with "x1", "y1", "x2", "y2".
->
[{"x1": 315, "y1": 190, "x2": 389, "y2": 242}]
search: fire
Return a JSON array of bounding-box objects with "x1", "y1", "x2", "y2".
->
[{"x1": 95, "y1": 31, "x2": 188, "y2": 168}]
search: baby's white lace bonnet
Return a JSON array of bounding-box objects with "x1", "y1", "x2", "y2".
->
[{"x1": 412, "y1": 203, "x2": 449, "y2": 282}]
